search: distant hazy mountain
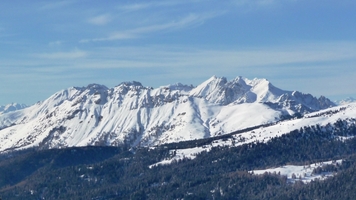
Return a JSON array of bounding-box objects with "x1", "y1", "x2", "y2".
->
[
  {"x1": 335, "y1": 97, "x2": 356, "y2": 105},
  {"x1": 0, "y1": 76, "x2": 336, "y2": 153},
  {"x1": 0, "y1": 103, "x2": 27, "y2": 114}
]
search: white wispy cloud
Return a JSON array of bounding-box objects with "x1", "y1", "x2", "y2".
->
[
  {"x1": 35, "y1": 50, "x2": 87, "y2": 59},
  {"x1": 80, "y1": 33, "x2": 137, "y2": 43},
  {"x1": 88, "y1": 14, "x2": 112, "y2": 26},
  {"x1": 230, "y1": 0, "x2": 296, "y2": 11},
  {"x1": 2, "y1": 41, "x2": 356, "y2": 104},
  {"x1": 9, "y1": 41, "x2": 356, "y2": 72},
  {"x1": 81, "y1": 12, "x2": 223, "y2": 42},
  {"x1": 48, "y1": 41, "x2": 63, "y2": 46},
  {"x1": 118, "y1": 3, "x2": 152, "y2": 12},
  {"x1": 232, "y1": 0, "x2": 284, "y2": 6},
  {"x1": 74, "y1": 41, "x2": 356, "y2": 69},
  {"x1": 39, "y1": 0, "x2": 76, "y2": 10},
  {"x1": 117, "y1": 1, "x2": 203, "y2": 12}
]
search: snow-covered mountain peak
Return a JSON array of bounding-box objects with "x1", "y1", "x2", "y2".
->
[
  {"x1": 244, "y1": 77, "x2": 271, "y2": 88},
  {"x1": 231, "y1": 76, "x2": 247, "y2": 85},
  {"x1": 246, "y1": 78, "x2": 282, "y2": 102},
  {"x1": 189, "y1": 76, "x2": 228, "y2": 101},
  {"x1": 191, "y1": 76, "x2": 227, "y2": 92},
  {"x1": 113, "y1": 81, "x2": 147, "y2": 94}
]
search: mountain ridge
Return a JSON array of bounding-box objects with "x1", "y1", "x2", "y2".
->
[{"x1": 0, "y1": 76, "x2": 336, "y2": 153}]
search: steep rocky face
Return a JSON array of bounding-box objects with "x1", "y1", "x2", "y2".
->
[{"x1": 0, "y1": 76, "x2": 336, "y2": 152}]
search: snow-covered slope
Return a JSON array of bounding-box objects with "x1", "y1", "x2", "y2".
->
[
  {"x1": 149, "y1": 102, "x2": 356, "y2": 168},
  {"x1": 0, "y1": 103, "x2": 27, "y2": 114},
  {"x1": 0, "y1": 76, "x2": 335, "y2": 153}
]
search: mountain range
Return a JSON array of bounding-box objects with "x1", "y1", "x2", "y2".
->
[
  {"x1": 0, "y1": 76, "x2": 337, "y2": 153},
  {"x1": 2, "y1": 76, "x2": 356, "y2": 199}
]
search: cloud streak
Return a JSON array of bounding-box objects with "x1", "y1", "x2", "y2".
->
[
  {"x1": 71, "y1": 41, "x2": 356, "y2": 70},
  {"x1": 81, "y1": 12, "x2": 224, "y2": 42},
  {"x1": 35, "y1": 50, "x2": 87, "y2": 60},
  {"x1": 39, "y1": 0, "x2": 76, "y2": 10},
  {"x1": 117, "y1": 1, "x2": 204, "y2": 12},
  {"x1": 2, "y1": 0, "x2": 355, "y2": 106},
  {"x1": 232, "y1": 0, "x2": 293, "y2": 6},
  {"x1": 88, "y1": 14, "x2": 112, "y2": 26},
  {"x1": 2, "y1": 41, "x2": 356, "y2": 104}
]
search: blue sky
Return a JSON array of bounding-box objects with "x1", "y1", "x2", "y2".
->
[{"x1": 1, "y1": 0, "x2": 356, "y2": 105}]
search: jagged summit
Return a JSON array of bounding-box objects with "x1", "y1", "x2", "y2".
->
[
  {"x1": 0, "y1": 76, "x2": 336, "y2": 152},
  {"x1": 188, "y1": 76, "x2": 335, "y2": 111}
]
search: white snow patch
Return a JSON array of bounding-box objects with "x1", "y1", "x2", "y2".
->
[
  {"x1": 149, "y1": 146, "x2": 212, "y2": 168},
  {"x1": 250, "y1": 159, "x2": 343, "y2": 183}
]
